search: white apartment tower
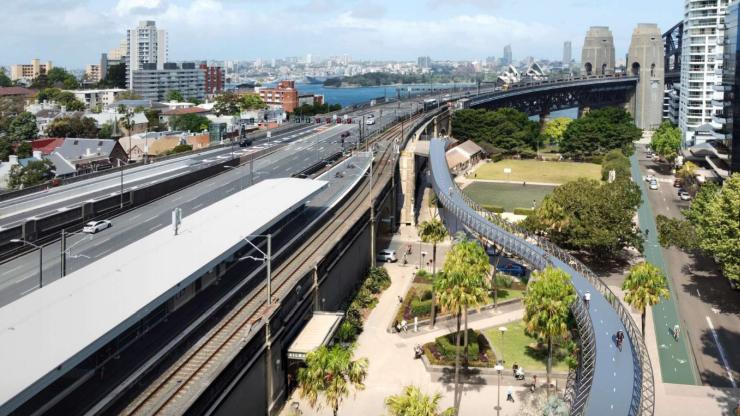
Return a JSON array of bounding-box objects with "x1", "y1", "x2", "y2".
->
[
  {"x1": 126, "y1": 20, "x2": 168, "y2": 89},
  {"x1": 679, "y1": 0, "x2": 731, "y2": 146}
]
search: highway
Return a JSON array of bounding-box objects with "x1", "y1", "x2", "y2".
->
[{"x1": 0, "y1": 101, "x2": 415, "y2": 307}]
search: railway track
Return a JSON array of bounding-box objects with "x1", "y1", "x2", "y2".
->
[{"x1": 120, "y1": 115, "x2": 416, "y2": 416}]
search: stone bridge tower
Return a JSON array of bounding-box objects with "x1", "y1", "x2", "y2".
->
[
  {"x1": 627, "y1": 23, "x2": 665, "y2": 130},
  {"x1": 581, "y1": 26, "x2": 615, "y2": 76}
]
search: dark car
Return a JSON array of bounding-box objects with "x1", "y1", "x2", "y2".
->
[
  {"x1": 239, "y1": 138, "x2": 252, "y2": 147},
  {"x1": 341, "y1": 131, "x2": 351, "y2": 138},
  {"x1": 496, "y1": 261, "x2": 527, "y2": 277}
]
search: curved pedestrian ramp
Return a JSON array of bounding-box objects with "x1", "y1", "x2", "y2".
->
[{"x1": 428, "y1": 139, "x2": 654, "y2": 416}]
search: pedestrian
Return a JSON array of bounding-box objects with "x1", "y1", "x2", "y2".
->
[
  {"x1": 394, "y1": 320, "x2": 400, "y2": 333},
  {"x1": 523, "y1": 181, "x2": 526, "y2": 187},
  {"x1": 398, "y1": 295, "x2": 403, "y2": 304},
  {"x1": 645, "y1": 229, "x2": 650, "y2": 239},
  {"x1": 673, "y1": 323, "x2": 680, "y2": 341},
  {"x1": 735, "y1": 402, "x2": 740, "y2": 416},
  {"x1": 506, "y1": 386, "x2": 515, "y2": 402},
  {"x1": 401, "y1": 319, "x2": 408, "y2": 332},
  {"x1": 532, "y1": 374, "x2": 537, "y2": 389},
  {"x1": 584, "y1": 291, "x2": 591, "y2": 308}
]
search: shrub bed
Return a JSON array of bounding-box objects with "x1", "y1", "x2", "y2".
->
[
  {"x1": 336, "y1": 267, "x2": 391, "y2": 344},
  {"x1": 424, "y1": 329, "x2": 496, "y2": 367},
  {"x1": 513, "y1": 207, "x2": 535, "y2": 216}
]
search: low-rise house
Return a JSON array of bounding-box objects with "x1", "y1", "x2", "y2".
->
[
  {"x1": 160, "y1": 106, "x2": 211, "y2": 128},
  {"x1": 0, "y1": 153, "x2": 44, "y2": 190},
  {"x1": 446, "y1": 140, "x2": 485, "y2": 172},
  {"x1": 32, "y1": 138, "x2": 128, "y2": 176},
  {"x1": 120, "y1": 132, "x2": 210, "y2": 161}
]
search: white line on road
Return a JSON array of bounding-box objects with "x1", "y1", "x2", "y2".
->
[
  {"x1": 705, "y1": 316, "x2": 737, "y2": 388},
  {"x1": 129, "y1": 213, "x2": 142, "y2": 221},
  {"x1": 1, "y1": 265, "x2": 22, "y2": 276},
  {"x1": 192, "y1": 203, "x2": 204, "y2": 210},
  {"x1": 226, "y1": 187, "x2": 235, "y2": 193},
  {"x1": 172, "y1": 196, "x2": 183, "y2": 202},
  {"x1": 21, "y1": 287, "x2": 37, "y2": 296},
  {"x1": 147, "y1": 224, "x2": 162, "y2": 232},
  {"x1": 95, "y1": 249, "x2": 111, "y2": 259},
  {"x1": 144, "y1": 215, "x2": 158, "y2": 222}
]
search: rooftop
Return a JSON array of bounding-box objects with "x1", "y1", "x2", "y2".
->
[{"x1": 0, "y1": 178, "x2": 327, "y2": 413}]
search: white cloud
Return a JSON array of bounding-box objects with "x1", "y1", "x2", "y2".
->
[{"x1": 114, "y1": 0, "x2": 169, "y2": 16}]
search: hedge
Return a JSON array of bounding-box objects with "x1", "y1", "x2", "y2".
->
[
  {"x1": 435, "y1": 329, "x2": 483, "y2": 360},
  {"x1": 410, "y1": 299, "x2": 433, "y2": 316},
  {"x1": 513, "y1": 207, "x2": 535, "y2": 216},
  {"x1": 482, "y1": 205, "x2": 505, "y2": 213}
]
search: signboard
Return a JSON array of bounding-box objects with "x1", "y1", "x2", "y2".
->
[{"x1": 503, "y1": 168, "x2": 512, "y2": 174}]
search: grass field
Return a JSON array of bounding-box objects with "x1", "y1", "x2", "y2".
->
[
  {"x1": 474, "y1": 159, "x2": 601, "y2": 184},
  {"x1": 463, "y1": 182, "x2": 555, "y2": 212},
  {"x1": 483, "y1": 320, "x2": 570, "y2": 372}
]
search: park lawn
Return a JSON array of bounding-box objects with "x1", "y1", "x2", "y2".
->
[
  {"x1": 483, "y1": 320, "x2": 570, "y2": 373},
  {"x1": 463, "y1": 182, "x2": 555, "y2": 213},
  {"x1": 474, "y1": 159, "x2": 601, "y2": 184}
]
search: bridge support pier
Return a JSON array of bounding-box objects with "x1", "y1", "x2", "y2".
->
[
  {"x1": 539, "y1": 110, "x2": 551, "y2": 131},
  {"x1": 399, "y1": 150, "x2": 416, "y2": 226}
]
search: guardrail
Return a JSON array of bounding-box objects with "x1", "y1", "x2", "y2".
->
[{"x1": 427, "y1": 138, "x2": 654, "y2": 416}]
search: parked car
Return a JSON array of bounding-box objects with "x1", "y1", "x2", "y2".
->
[
  {"x1": 83, "y1": 220, "x2": 112, "y2": 234},
  {"x1": 340, "y1": 131, "x2": 351, "y2": 138},
  {"x1": 645, "y1": 174, "x2": 656, "y2": 183},
  {"x1": 496, "y1": 260, "x2": 527, "y2": 277},
  {"x1": 679, "y1": 191, "x2": 691, "y2": 200},
  {"x1": 649, "y1": 180, "x2": 659, "y2": 190},
  {"x1": 376, "y1": 249, "x2": 397, "y2": 263},
  {"x1": 673, "y1": 179, "x2": 682, "y2": 187},
  {"x1": 646, "y1": 152, "x2": 654, "y2": 159}
]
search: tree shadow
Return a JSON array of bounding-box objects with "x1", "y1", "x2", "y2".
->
[
  {"x1": 698, "y1": 325, "x2": 740, "y2": 389},
  {"x1": 572, "y1": 249, "x2": 636, "y2": 277},
  {"x1": 680, "y1": 250, "x2": 740, "y2": 315}
]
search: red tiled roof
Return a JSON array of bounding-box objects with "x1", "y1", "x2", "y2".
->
[
  {"x1": 161, "y1": 107, "x2": 209, "y2": 116},
  {"x1": 32, "y1": 138, "x2": 65, "y2": 155},
  {"x1": 0, "y1": 87, "x2": 36, "y2": 97}
]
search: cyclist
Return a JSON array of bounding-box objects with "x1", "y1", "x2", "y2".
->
[
  {"x1": 674, "y1": 324, "x2": 680, "y2": 341},
  {"x1": 616, "y1": 330, "x2": 625, "y2": 351},
  {"x1": 583, "y1": 291, "x2": 591, "y2": 308}
]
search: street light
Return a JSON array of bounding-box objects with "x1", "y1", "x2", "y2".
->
[
  {"x1": 114, "y1": 158, "x2": 127, "y2": 209},
  {"x1": 11, "y1": 239, "x2": 43, "y2": 288},
  {"x1": 494, "y1": 363, "x2": 504, "y2": 415},
  {"x1": 499, "y1": 326, "x2": 508, "y2": 365},
  {"x1": 60, "y1": 229, "x2": 92, "y2": 277}
]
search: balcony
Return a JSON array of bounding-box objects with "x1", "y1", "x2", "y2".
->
[
  {"x1": 713, "y1": 113, "x2": 728, "y2": 124},
  {"x1": 713, "y1": 83, "x2": 732, "y2": 92},
  {"x1": 705, "y1": 155, "x2": 730, "y2": 178},
  {"x1": 715, "y1": 67, "x2": 724, "y2": 75}
]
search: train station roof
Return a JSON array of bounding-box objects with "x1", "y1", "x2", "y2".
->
[
  {"x1": 287, "y1": 312, "x2": 344, "y2": 361},
  {"x1": 0, "y1": 178, "x2": 327, "y2": 413}
]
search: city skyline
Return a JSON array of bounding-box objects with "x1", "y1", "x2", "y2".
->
[{"x1": 2, "y1": 0, "x2": 680, "y2": 68}]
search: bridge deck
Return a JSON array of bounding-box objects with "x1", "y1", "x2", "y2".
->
[{"x1": 428, "y1": 139, "x2": 641, "y2": 415}]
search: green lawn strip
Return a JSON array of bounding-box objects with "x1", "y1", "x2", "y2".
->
[
  {"x1": 474, "y1": 159, "x2": 601, "y2": 184},
  {"x1": 396, "y1": 285, "x2": 523, "y2": 323},
  {"x1": 483, "y1": 320, "x2": 570, "y2": 373},
  {"x1": 463, "y1": 182, "x2": 555, "y2": 212}
]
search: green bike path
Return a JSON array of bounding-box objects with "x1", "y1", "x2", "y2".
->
[{"x1": 630, "y1": 154, "x2": 699, "y2": 385}]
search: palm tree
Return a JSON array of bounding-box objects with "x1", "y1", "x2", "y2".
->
[
  {"x1": 418, "y1": 218, "x2": 448, "y2": 327},
  {"x1": 297, "y1": 344, "x2": 369, "y2": 416},
  {"x1": 385, "y1": 385, "x2": 454, "y2": 416},
  {"x1": 436, "y1": 239, "x2": 489, "y2": 415},
  {"x1": 622, "y1": 261, "x2": 670, "y2": 339},
  {"x1": 522, "y1": 266, "x2": 575, "y2": 390},
  {"x1": 536, "y1": 196, "x2": 570, "y2": 233}
]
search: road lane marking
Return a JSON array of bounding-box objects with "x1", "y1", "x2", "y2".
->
[
  {"x1": 147, "y1": 224, "x2": 162, "y2": 232},
  {"x1": 21, "y1": 287, "x2": 37, "y2": 296},
  {"x1": 192, "y1": 203, "x2": 204, "y2": 210},
  {"x1": 95, "y1": 249, "x2": 111, "y2": 259},
  {"x1": 144, "y1": 215, "x2": 158, "y2": 222},
  {"x1": 706, "y1": 316, "x2": 737, "y2": 387},
  {"x1": 1, "y1": 265, "x2": 22, "y2": 276},
  {"x1": 129, "y1": 213, "x2": 142, "y2": 221},
  {"x1": 172, "y1": 196, "x2": 183, "y2": 202}
]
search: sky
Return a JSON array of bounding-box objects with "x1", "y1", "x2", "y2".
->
[{"x1": 0, "y1": 0, "x2": 682, "y2": 68}]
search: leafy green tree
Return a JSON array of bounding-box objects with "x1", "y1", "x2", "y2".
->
[
  {"x1": 437, "y1": 239, "x2": 489, "y2": 413},
  {"x1": 97, "y1": 63, "x2": 126, "y2": 88},
  {"x1": 601, "y1": 149, "x2": 631, "y2": 181},
  {"x1": 98, "y1": 122, "x2": 113, "y2": 139},
  {"x1": 170, "y1": 114, "x2": 210, "y2": 132},
  {"x1": 46, "y1": 116, "x2": 99, "y2": 138},
  {"x1": 676, "y1": 161, "x2": 698, "y2": 184},
  {"x1": 45, "y1": 67, "x2": 79, "y2": 89},
  {"x1": 561, "y1": 107, "x2": 641, "y2": 157},
  {"x1": 683, "y1": 174, "x2": 740, "y2": 283},
  {"x1": 655, "y1": 214, "x2": 697, "y2": 251},
  {"x1": 241, "y1": 94, "x2": 266, "y2": 110},
  {"x1": 7, "y1": 159, "x2": 55, "y2": 189},
  {"x1": 0, "y1": 70, "x2": 11, "y2": 87},
  {"x1": 385, "y1": 385, "x2": 454, "y2": 416},
  {"x1": 7, "y1": 112, "x2": 38, "y2": 141},
  {"x1": 297, "y1": 344, "x2": 368, "y2": 416},
  {"x1": 293, "y1": 102, "x2": 343, "y2": 117},
  {"x1": 0, "y1": 139, "x2": 13, "y2": 161},
  {"x1": 524, "y1": 178, "x2": 643, "y2": 258},
  {"x1": 15, "y1": 141, "x2": 32, "y2": 158},
  {"x1": 170, "y1": 144, "x2": 193, "y2": 154},
  {"x1": 165, "y1": 89, "x2": 184, "y2": 102},
  {"x1": 451, "y1": 108, "x2": 540, "y2": 153},
  {"x1": 418, "y1": 219, "x2": 448, "y2": 327},
  {"x1": 213, "y1": 92, "x2": 243, "y2": 116},
  {"x1": 143, "y1": 109, "x2": 162, "y2": 132},
  {"x1": 522, "y1": 266, "x2": 575, "y2": 389},
  {"x1": 37, "y1": 88, "x2": 85, "y2": 111},
  {"x1": 622, "y1": 262, "x2": 670, "y2": 338},
  {"x1": 650, "y1": 122, "x2": 681, "y2": 162},
  {"x1": 117, "y1": 90, "x2": 142, "y2": 101},
  {"x1": 541, "y1": 117, "x2": 572, "y2": 145}
]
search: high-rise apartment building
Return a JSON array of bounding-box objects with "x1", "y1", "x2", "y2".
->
[
  {"x1": 257, "y1": 80, "x2": 298, "y2": 113},
  {"x1": 503, "y1": 45, "x2": 513, "y2": 65},
  {"x1": 712, "y1": 1, "x2": 740, "y2": 176},
  {"x1": 126, "y1": 20, "x2": 168, "y2": 89},
  {"x1": 563, "y1": 41, "x2": 572, "y2": 65},
  {"x1": 131, "y1": 62, "x2": 205, "y2": 102},
  {"x1": 679, "y1": 0, "x2": 731, "y2": 146},
  {"x1": 199, "y1": 63, "x2": 224, "y2": 95},
  {"x1": 10, "y1": 59, "x2": 53, "y2": 81},
  {"x1": 417, "y1": 56, "x2": 432, "y2": 68}
]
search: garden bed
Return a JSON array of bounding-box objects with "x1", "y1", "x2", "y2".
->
[{"x1": 423, "y1": 329, "x2": 497, "y2": 368}]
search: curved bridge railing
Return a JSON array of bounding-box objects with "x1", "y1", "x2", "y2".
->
[{"x1": 428, "y1": 139, "x2": 654, "y2": 416}]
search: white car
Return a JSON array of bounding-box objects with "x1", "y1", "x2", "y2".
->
[
  {"x1": 645, "y1": 174, "x2": 656, "y2": 183},
  {"x1": 365, "y1": 118, "x2": 376, "y2": 125},
  {"x1": 83, "y1": 220, "x2": 112, "y2": 234},
  {"x1": 376, "y1": 249, "x2": 397, "y2": 263},
  {"x1": 679, "y1": 191, "x2": 691, "y2": 200},
  {"x1": 649, "y1": 181, "x2": 659, "y2": 190}
]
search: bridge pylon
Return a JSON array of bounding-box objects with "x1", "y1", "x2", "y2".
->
[{"x1": 628, "y1": 23, "x2": 665, "y2": 130}]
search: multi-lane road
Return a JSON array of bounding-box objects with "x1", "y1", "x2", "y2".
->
[{"x1": 0, "y1": 101, "x2": 416, "y2": 307}]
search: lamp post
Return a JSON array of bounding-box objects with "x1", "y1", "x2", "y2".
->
[
  {"x1": 499, "y1": 326, "x2": 508, "y2": 365},
  {"x1": 494, "y1": 364, "x2": 504, "y2": 415},
  {"x1": 115, "y1": 158, "x2": 127, "y2": 209},
  {"x1": 11, "y1": 239, "x2": 43, "y2": 288},
  {"x1": 60, "y1": 229, "x2": 91, "y2": 277}
]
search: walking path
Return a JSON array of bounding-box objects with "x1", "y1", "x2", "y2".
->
[{"x1": 629, "y1": 153, "x2": 698, "y2": 385}]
